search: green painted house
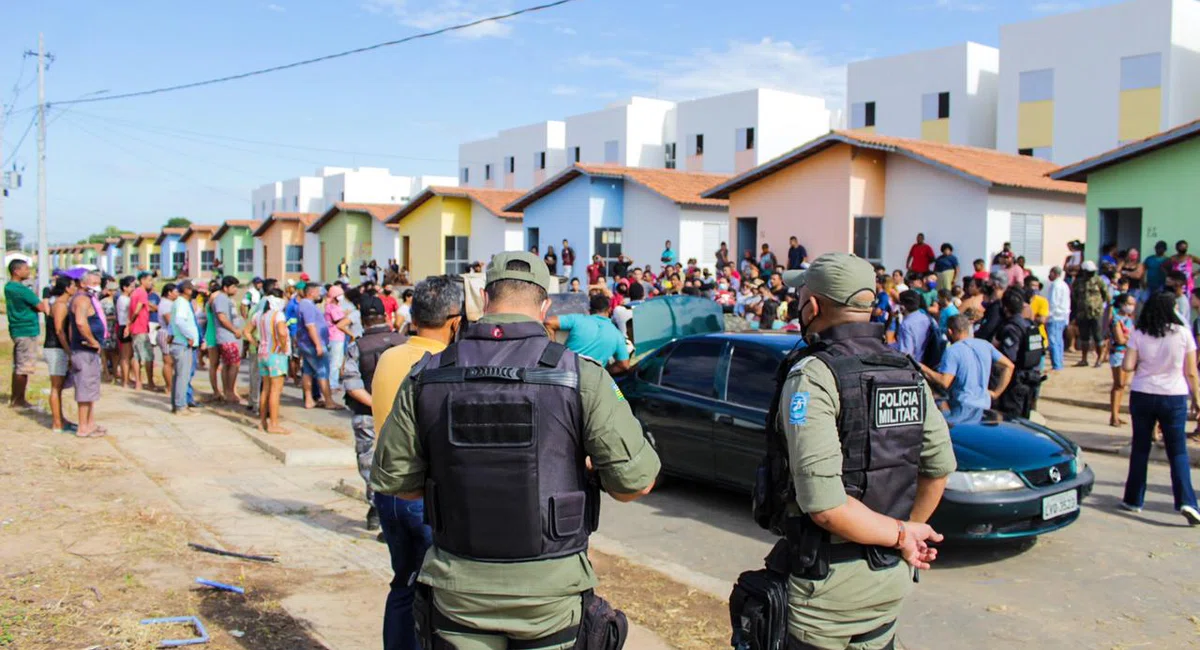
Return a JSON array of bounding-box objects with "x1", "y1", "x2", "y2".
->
[
  {"x1": 1052, "y1": 119, "x2": 1200, "y2": 258},
  {"x1": 306, "y1": 202, "x2": 400, "y2": 282},
  {"x1": 213, "y1": 220, "x2": 261, "y2": 283}
]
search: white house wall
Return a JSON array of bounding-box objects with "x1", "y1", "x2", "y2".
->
[
  {"x1": 622, "y1": 183, "x2": 680, "y2": 270},
  {"x1": 881, "y1": 154, "x2": 991, "y2": 274},
  {"x1": 371, "y1": 219, "x2": 398, "y2": 267},
  {"x1": 466, "y1": 204, "x2": 520, "y2": 268},
  {"x1": 997, "y1": 0, "x2": 1179, "y2": 163},
  {"x1": 252, "y1": 238, "x2": 264, "y2": 279},
  {"x1": 459, "y1": 121, "x2": 567, "y2": 190},
  {"x1": 1169, "y1": 0, "x2": 1200, "y2": 128},
  {"x1": 626, "y1": 98, "x2": 675, "y2": 168},
  {"x1": 985, "y1": 188, "x2": 1086, "y2": 279},
  {"x1": 755, "y1": 89, "x2": 833, "y2": 165},
  {"x1": 302, "y1": 232, "x2": 321, "y2": 279},
  {"x1": 966, "y1": 43, "x2": 1001, "y2": 149},
  {"x1": 678, "y1": 208, "x2": 730, "y2": 272}
]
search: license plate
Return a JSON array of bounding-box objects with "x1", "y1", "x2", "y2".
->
[{"x1": 1042, "y1": 490, "x2": 1078, "y2": 520}]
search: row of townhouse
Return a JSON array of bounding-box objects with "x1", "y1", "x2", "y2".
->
[{"x1": 846, "y1": 0, "x2": 1200, "y2": 165}]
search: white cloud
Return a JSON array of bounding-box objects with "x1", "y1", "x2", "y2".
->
[
  {"x1": 554, "y1": 25, "x2": 577, "y2": 36},
  {"x1": 362, "y1": 0, "x2": 517, "y2": 39},
  {"x1": 551, "y1": 84, "x2": 582, "y2": 96},
  {"x1": 588, "y1": 38, "x2": 847, "y2": 108},
  {"x1": 1031, "y1": 1, "x2": 1083, "y2": 13},
  {"x1": 266, "y1": 3, "x2": 286, "y2": 12}
]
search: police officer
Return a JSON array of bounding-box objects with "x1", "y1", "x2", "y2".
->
[
  {"x1": 742, "y1": 253, "x2": 956, "y2": 650},
  {"x1": 372, "y1": 252, "x2": 660, "y2": 650},
  {"x1": 992, "y1": 287, "x2": 1044, "y2": 419},
  {"x1": 342, "y1": 293, "x2": 407, "y2": 531}
]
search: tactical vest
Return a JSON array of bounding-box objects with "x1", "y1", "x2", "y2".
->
[
  {"x1": 414, "y1": 319, "x2": 597, "y2": 563},
  {"x1": 754, "y1": 322, "x2": 926, "y2": 578},
  {"x1": 349, "y1": 325, "x2": 407, "y2": 416}
]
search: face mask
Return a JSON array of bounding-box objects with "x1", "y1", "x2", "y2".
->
[
  {"x1": 719, "y1": 283, "x2": 729, "y2": 291},
  {"x1": 1122, "y1": 304, "x2": 1135, "y2": 315},
  {"x1": 798, "y1": 299, "x2": 818, "y2": 337},
  {"x1": 267, "y1": 296, "x2": 285, "y2": 312}
]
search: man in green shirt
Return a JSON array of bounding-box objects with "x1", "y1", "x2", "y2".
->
[
  {"x1": 4, "y1": 260, "x2": 48, "y2": 408},
  {"x1": 372, "y1": 252, "x2": 661, "y2": 650}
]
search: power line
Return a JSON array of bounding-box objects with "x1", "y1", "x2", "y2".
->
[
  {"x1": 50, "y1": 0, "x2": 581, "y2": 107},
  {"x1": 1, "y1": 111, "x2": 36, "y2": 167}
]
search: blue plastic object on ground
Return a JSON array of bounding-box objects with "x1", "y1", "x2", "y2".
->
[
  {"x1": 140, "y1": 616, "x2": 210, "y2": 647},
  {"x1": 195, "y1": 577, "x2": 245, "y2": 594}
]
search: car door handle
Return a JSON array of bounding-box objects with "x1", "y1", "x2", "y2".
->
[{"x1": 714, "y1": 414, "x2": 734, "y2": 425}]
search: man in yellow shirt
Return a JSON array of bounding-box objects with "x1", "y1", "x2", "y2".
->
[
  {"x1": 369, "y1": 275, "x2": 464, "y2": 650},
  {"x1": 1025, "y1": 275, "x2": 1050, "y2": 350}
]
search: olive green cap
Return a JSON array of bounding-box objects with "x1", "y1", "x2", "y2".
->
[
  {"x1": 485, "y1": 251, "x2": 551, "y2": 292},
  {"x1": 782, "y1": 252, "x2": 877, "y2": 310}
]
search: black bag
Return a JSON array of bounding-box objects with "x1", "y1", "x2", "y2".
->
[
  {"x1": 729, "y1": 569, "x2": 789, "y2": 650},
  {"x1": 576, "y1": 591, "x2": 628, "y2": 650},
  {"x1": 920, "y1": 317, "x2": 946, "y2": 368}
]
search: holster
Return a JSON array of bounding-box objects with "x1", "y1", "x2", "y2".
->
[
  {"x1": 728, "y1": 567, "x2": 789, "y2": 650},
  {"x1": 414, "y1": 583, "x2": 441, "y2": 650},
  {"x1": 576, "y1": 590, "x2": 628, "y2": 650}
]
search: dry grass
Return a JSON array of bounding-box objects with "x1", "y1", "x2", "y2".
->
[{"x1": 591, "y1": 550, "x2": 729, "y2": 650}]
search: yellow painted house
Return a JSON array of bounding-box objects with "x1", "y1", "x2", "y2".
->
[
  {"x1": 387, "y1": 186, "x2": 524, "y2": 281},
  {"x1": 132, "y1": 233, "x2": 159, "y2": 274}
]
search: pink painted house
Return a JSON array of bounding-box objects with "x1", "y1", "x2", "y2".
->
[{"x1": 702, "y1": 131, "x2": 1088, "y2": 279}]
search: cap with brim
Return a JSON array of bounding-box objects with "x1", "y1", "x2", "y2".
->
[
  {"x1": 782, "y1": 252, "x2": 876, "y2": 310},
  {"x1": 138, "y1": 271, "x2": 153, "y2": 280},
  {"x1": 295, "y1": 281, "x2": 307, "y2": 291},
  {"x1": 1081, "y1": 260, "x2": 1098, "y2": 272},
  {"x1": 486, "y1": 251, "x2": 551, "y2": 292}
]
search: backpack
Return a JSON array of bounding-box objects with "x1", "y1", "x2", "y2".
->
[{"x1": 921, "y1": 313, "x2": 946, "y2": 368}]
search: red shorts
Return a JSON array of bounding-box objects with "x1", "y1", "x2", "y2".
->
[{"x1": 218, "y1": 341, "x2": 241, "y2": 366}]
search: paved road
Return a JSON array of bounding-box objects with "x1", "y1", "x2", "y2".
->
[{"x1": 598, "y1": 452, "x2": 1200, "y2": 649}]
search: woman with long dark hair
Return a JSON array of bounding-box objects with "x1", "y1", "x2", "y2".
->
[{"x1": 1120, "y1": 291, "x2": 1200, "y2": 525}]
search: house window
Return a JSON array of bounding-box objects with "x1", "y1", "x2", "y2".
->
[
  {"x1": 149, "y1": 253, "x2": 161, "y2": 270},
  {"x1": 293, "y1": 196, "x2": 299, "y2": 209},
  {"x1": 851, "y1": 102, "x2": 877, "y2": 129},
  {"x1": 1009, "y1": 213, "x2": 1044, "y2": 266},
  {"x1": 1018, "y1": 148, "x2": 1033, "y2": 157},
  {"x1": 285, "y1": 245, "x2": 303, "y2": 272},
  {"x1": 922, "y1": 92, "x2": 950, "y2": 120},
  {"x1": 260, "y1": 200, "x2": 266, "y2": 216},
  {"x1": 664, "y1": 143, "x2": 676, "y2": 169},
  {"x1": 1019, "y1": 69, "x2": 1055, "y2": 103},
  {"x1": 852, "y1": 216, "x2": 883, "y2": 264},
  {"x1": 444, "y1": 236, "x2": 470, "y2": 274},
  {"x1": 172, "y1": 251, "x2": 185, "y2": 274},
  {"x1": 535, "y1": 151, "x2": 547, "y2": 170},
  {"x1": 506, "y1": 156, "x2": 515, "y2": 174},
  {"x1": 693, "y1": 134, "x2": 704, "y2": 156},
  {"x1": 604, "y1": 140, "x2": 619, "y2": 163},
  {"x1": 130, "y1": 253, "x2": 140, "y2": 269},
  {"x1": 200, "y1": 250, "x2": 216, "y2": 272},
  {"x1": 237, "y1": 248, "x2": 253, "y2": 273},
  {"x1": 1019, "y1": 147, "x2": 1053, "y2": 160},
  {"x1": 594, "y1": 228, "x2": 623, "y2": 276},
  {"x1": 461, "y1": 167, "x2": 470, "y2": 184},
  {"x1": 736, "y1": 127, "x2": 756, "y2": 151},
  {"x1": 485, "y1": 164, "x2": 493, "y2": 181},
  {"x1": 572, "y1": 147, "x2": 581, "y2": 163}
]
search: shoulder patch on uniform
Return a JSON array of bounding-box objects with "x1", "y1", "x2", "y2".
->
[
  {"x1": 788, "y1": 392, "x2": 810, "y2": 426},
  {"x1": 611, "y1": 381, "x2": 625, "y2": 401},
  {"x1": 786, "y1": 356, "x2": 820, "y2": 378}
]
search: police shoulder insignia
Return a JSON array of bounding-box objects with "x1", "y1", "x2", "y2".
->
[
  {"x1": 612, "y1": 381, "x2": 626, "y2": 401},
  {"x1": 788, "y1": 392, "x2": 810, "y2": 426}
]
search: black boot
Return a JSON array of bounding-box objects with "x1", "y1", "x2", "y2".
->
[{"x1": 366, "y1": 505, "x2": 380, "y2": 531}]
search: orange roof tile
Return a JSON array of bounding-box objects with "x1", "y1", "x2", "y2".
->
[
  {"x1": 155, "y1": 227, "x2": 188, "y2": 244},
  {"x1": 1052, "y1": 118, "x2": 1200, "y2": 182},
  {"x1": 253, "y1": 213, "x2": 318, "y2": 237},
  {"x1": 506, "y1": 164, "x2": 731, "y2": 213},
  {"x1": 179, "y1": 224, "x2": 220, "y2": 243},
  {"x1": 213, "y1": 220, "x2": 263, "y2": 241},
  {"x1": 703, "y1": 130, "x2": 1086, "y2": 199},
  {"x1": 308, "y1": 202, "x2": 403, "y2": 233},
  {"x1": 389, "y1": 187, "x2": 526, "y2": 224}
]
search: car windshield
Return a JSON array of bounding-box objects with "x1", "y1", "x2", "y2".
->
[{"x1": 632, "y1": 295, "x2": 725, "y2": 356}]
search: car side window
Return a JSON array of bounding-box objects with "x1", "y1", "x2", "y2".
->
[
  {"x1": 726, "y1": 344, "x2": 779, "y2": 411},
  {"x1": 661, "y1": 341, "x2": 722, "y2": 398},
  {"x1": 637, "y1": 349, "x2": 665, "y2": 384}
]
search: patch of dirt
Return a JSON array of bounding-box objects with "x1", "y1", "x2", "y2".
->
[
  {"x1": 591, "y1": 550, "x2": 728, "y2": 650},
  {"x1": 0, "y1": 409, "x2": 323, "y2": 649}
]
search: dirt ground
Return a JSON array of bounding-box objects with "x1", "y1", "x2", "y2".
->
[{"x1": 0, "y1": 408, "x2": 324, "y2": 649}]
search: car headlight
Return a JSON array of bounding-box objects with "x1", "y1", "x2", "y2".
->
[
  {"x1": 1071, "y1": 450, "x2": 1085, "y2": 475},
  {"x1": 946, "y1": 470, "x2": 1025, "y2": 492}
]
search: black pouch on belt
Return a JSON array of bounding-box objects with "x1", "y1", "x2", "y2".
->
[
  {"x1": 728, "y1": 568, "x2": 788, "y2": 650},
  {"x1": 413, "y1": 584, "x2": 440, "y2": 650},
  {"x1": 576, "y1": 590, "x2": 628, "y2": 650}
]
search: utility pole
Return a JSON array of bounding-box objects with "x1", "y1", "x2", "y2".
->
[
  {"x1": 28, "y1": 34, "x2": 52, "y2": 291},
  {"x1": 0, "y1": 102, "x2": 7, "y2": 285}
]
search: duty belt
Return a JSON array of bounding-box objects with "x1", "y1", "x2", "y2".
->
[{"x1": 431, "y1": 607, "x2": 580, "y2": 649}]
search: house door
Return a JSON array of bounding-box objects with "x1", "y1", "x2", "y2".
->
[
  {"x1": 527, "y1": 227, "x2": 540, "y2": 254},
  {"x1": 736, "y1": 218, "x2": 757, "y2": 261},
  {"x1": 402, "y1": 236, "x2": 411, "y2": 272},
  {"x1": 263, "y1": 246, "x2": 269, "y2": 277},
  {"x1": 1099, "y1": 208, "x2": 1143, "y2": 254}
]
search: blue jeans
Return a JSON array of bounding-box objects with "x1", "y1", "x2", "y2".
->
[
  {"x1": 1047, "y1": 319, "x2": 1067, "y2": 370},
  {"x1": 1124, "y1": 391, "x2": 1199, "y2": 510},
  {"x1": 374, "y1": 493, "x2": 433, "y2": 650}
]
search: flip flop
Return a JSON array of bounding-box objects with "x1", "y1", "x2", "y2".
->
[
  {"x1": 75, "y1": 429, "x2": 107, "y2": 438},
  {"x1": 52, "y1": 422, "x2": 79, "y2": 434}
]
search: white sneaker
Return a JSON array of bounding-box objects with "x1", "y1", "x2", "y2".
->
[
  {"x1": 1119, "y1": 502, "x2": 1142, "y2": 513},
  {"x1": 1181, "y1": 505, "x2": 1200, "y2": 527}
]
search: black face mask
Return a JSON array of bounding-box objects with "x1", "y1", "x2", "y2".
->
[{"x1": 798, "y1": 299, "x2": 817, "y2": 338}]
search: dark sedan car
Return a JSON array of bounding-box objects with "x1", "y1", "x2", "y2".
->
[{"x1": 619, "y1": 332, "x2": 1095, "y2": 541}]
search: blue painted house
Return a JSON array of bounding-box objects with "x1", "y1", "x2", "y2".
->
[
  {"x1": 155, "y1": 228, "x2": 187, "y2": 278},
  {"x1": 504, "y1": 163, "x2": 732, "y2": 278}
]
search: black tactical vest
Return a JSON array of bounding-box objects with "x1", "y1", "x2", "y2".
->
[
  {"x1": 413, "y1": 319, "x2": 597, "y2": 563},
  {"x1": 755, "y1": 322, "x2": 926, "y2": 576},
  {"x1": 349, "y1": 325, "x2": 407, "y2": 416}
]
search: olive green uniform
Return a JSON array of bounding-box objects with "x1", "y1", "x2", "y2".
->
[
  {"x1": 780, "y1": 356, "x2": 956, "y2": 650},
  {"x1": 371, "y1": 313, "x2": 661, "y2": 650}
]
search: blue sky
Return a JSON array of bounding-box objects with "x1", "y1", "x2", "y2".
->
[{"x1": 0, "y1": 0, "x2": 1119, "y2": 243}]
